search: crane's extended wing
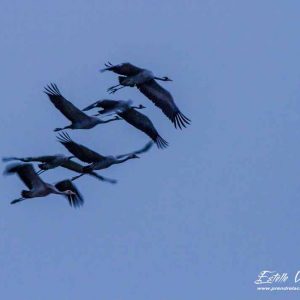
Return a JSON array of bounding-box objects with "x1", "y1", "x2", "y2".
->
[
  {"x1": 101, "y1": 62, "x2": 143, "y2": 76},
  {"x1": 2, "y1": 155, "x2": 57, "y2": 163},
  {"x1": 55, "y1": 179, "x2": 84, "y2": 208},
  {"x1": 82, "y1": 99, "x2": 121, "y2": 111},
  {"x1": 4, "y1": 163, "x2": 45, "y2": 189},
  {"x1": 57, "y1": 132, "x2": 105, "y2": 163},
  {"x1": 44, "y1": 83, "x2": 89, "y2": 122},
  {"x1": 116, "y1": 141, "x2": 154, "y2": 159},
  {"x1": 119, "y1": 109, "x2": 168, "y2": 149},
  {"x1": 137, "y1": 80, "x2": 191, "y2": 129},
  {"x1": 61, "y1": 160, "x2": 117, "y2": 184}
]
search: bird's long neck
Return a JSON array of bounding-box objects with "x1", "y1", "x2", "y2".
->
[{"x1": 114, "y1": 156, "x2": 132, "y2": 164}]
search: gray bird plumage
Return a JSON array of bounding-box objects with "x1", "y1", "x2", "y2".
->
[
  {"x1": 2, "y1": 154, "x2": 117, "y2": 184},
  {"x1": 101, "y1": 62, "x2": 190, "y2": 129},
  {"x1": 57, "y1": 132, "x2": 151, "y2": 178},
  {"x1": 44, "y1": 83, "x2": 121, "y2": 131},
  {"x1": 4, "y1": 163, "x2": 84, "y2": 208}
]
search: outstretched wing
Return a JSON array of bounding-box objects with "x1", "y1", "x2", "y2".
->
[
  {"x1": 137, "y1": 80, "x2": 191, "y2": 129},
  {"x1": 44, "y1": 83, "x2": 89, "y2": 122},
  {"x1": 55, "y1": 180, "x2": 84, "y2": 208},
  {"x1": 116, "y1": 141, "x2": 154, "y2": 159},
  {"x1": 2, "y1": 155, "x2": 56, "y2": 163},
  {"x1": 101, "y1": 62, "x2": 143, "y2": 76},
  {"x1": 4, "y1": 163, "x2": 45, "y2": 189},
  {"x1": 82, "y1": 99, "x2": 120, "y2": 111},
  {"x1": 119, "y1": 109, "x2": 168, "y2": 149},
  {"x1": 61, "y1": 160, "x2": 117, "y2": 184},
  {"x1": 57, "y1": 132, "x2": 105, "y2": 163}
]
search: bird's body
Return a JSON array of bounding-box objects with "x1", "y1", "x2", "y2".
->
[
  {"x1": 44, "y1": 83, "x2": 120, "y2": 131},
  {"x1": 85, "y1": 155, "x2": 136, "y2": 172},
  {"x1": 22, "y1": 182, "x2": 59, "y2": 198},
  {"x1": 119, "y1": 69, "x2": 155, "y2": 86},
  {"x1": 69, "y1": 117, "x2": 103, "y2": 130},
  {"x1": 101, "y1": 62, "x2": 190, "y2": 129},
  {"x1": 4, "y1": 163, "x2": 84, "y2": 207}
]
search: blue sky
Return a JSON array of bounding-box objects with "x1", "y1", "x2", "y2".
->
[{"x1": 1, "y1": 0, "x2": 300, "y2": 299}]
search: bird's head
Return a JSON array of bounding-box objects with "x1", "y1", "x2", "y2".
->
[
  {"x1": 162, "y1": 76, "x2": 173, "y2": 81},
  {"x1": 138, "y1": 104, "x2": 146, "y2": 109}
]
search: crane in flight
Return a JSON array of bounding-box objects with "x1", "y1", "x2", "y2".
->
[
  {"x1": 45, "y1": 83, "x2": 121, "y2": 131},
  {"x1": 101, "y1": 62, "x2": 191, "y2": 129},
  {"x1": 5, "y1": 163, "x2": 84, "y2": 208}
]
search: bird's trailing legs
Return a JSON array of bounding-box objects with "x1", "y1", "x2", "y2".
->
[
  {"x1": 100, "y1": 61, "x2": 114, "y2": 73},
  {"x1": 37, "y1": 169, "x2": 46, "y2": 175},
  {"x1": 95, "y1": 175, "x2": 117, "y2": 184},
  {"x1": 71, "y1": 173, "x2": 85, "y2": 181},
  {"x1": 54, "y1": 125, "x2": 71, "y2": 132},
  {"x1": 107, "y1": 85, "x2": 126, "y2": 94}
]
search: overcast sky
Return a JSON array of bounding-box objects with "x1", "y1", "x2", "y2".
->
[{"x1": 1, "y1": 1, "x2": 300, "y2": 299}]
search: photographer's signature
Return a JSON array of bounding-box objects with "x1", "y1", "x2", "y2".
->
[{"x1": 255, "y1": 270, "x2": 300, "y2": 284}]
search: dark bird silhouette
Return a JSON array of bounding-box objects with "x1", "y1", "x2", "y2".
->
[
  {"x1": 44, "y1": 83, "x2": 121, "y2": 131},
  {"x1": 118, "y1": 108, "x2": 168, "y2": 149},
  {"x1": 3, "y1": 154, "x2": 74, "y2": 173},
  {"x1": 82, "y1": 100, "x2": 168, "y2": 149},
  {"x1": 4, "y1": 163, "x2": 84, "y2": 208},
  {"x1": 82, "y1": 99, "x2": 145, "y2": 115},
  {"x1": 57, "y1": 132, "x2": 151, "y2": 179},
  {"x1": 2, "y1": 155, "x2": 117, "y2": 184},
  {"x1": 101, "y1": 62, "x2": 190, "y2": 129}
]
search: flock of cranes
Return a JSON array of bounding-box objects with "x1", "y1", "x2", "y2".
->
[{"x1": 3, "y1": 62, "x2": 191, "y2": 208}]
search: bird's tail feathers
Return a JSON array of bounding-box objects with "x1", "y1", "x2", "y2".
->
[
  {"x1": 118, "y1": 76, "x2": 126, "y2": 84},
  {"x1": 21, "y1": 190, "x2": 31, "y2": 198}
]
